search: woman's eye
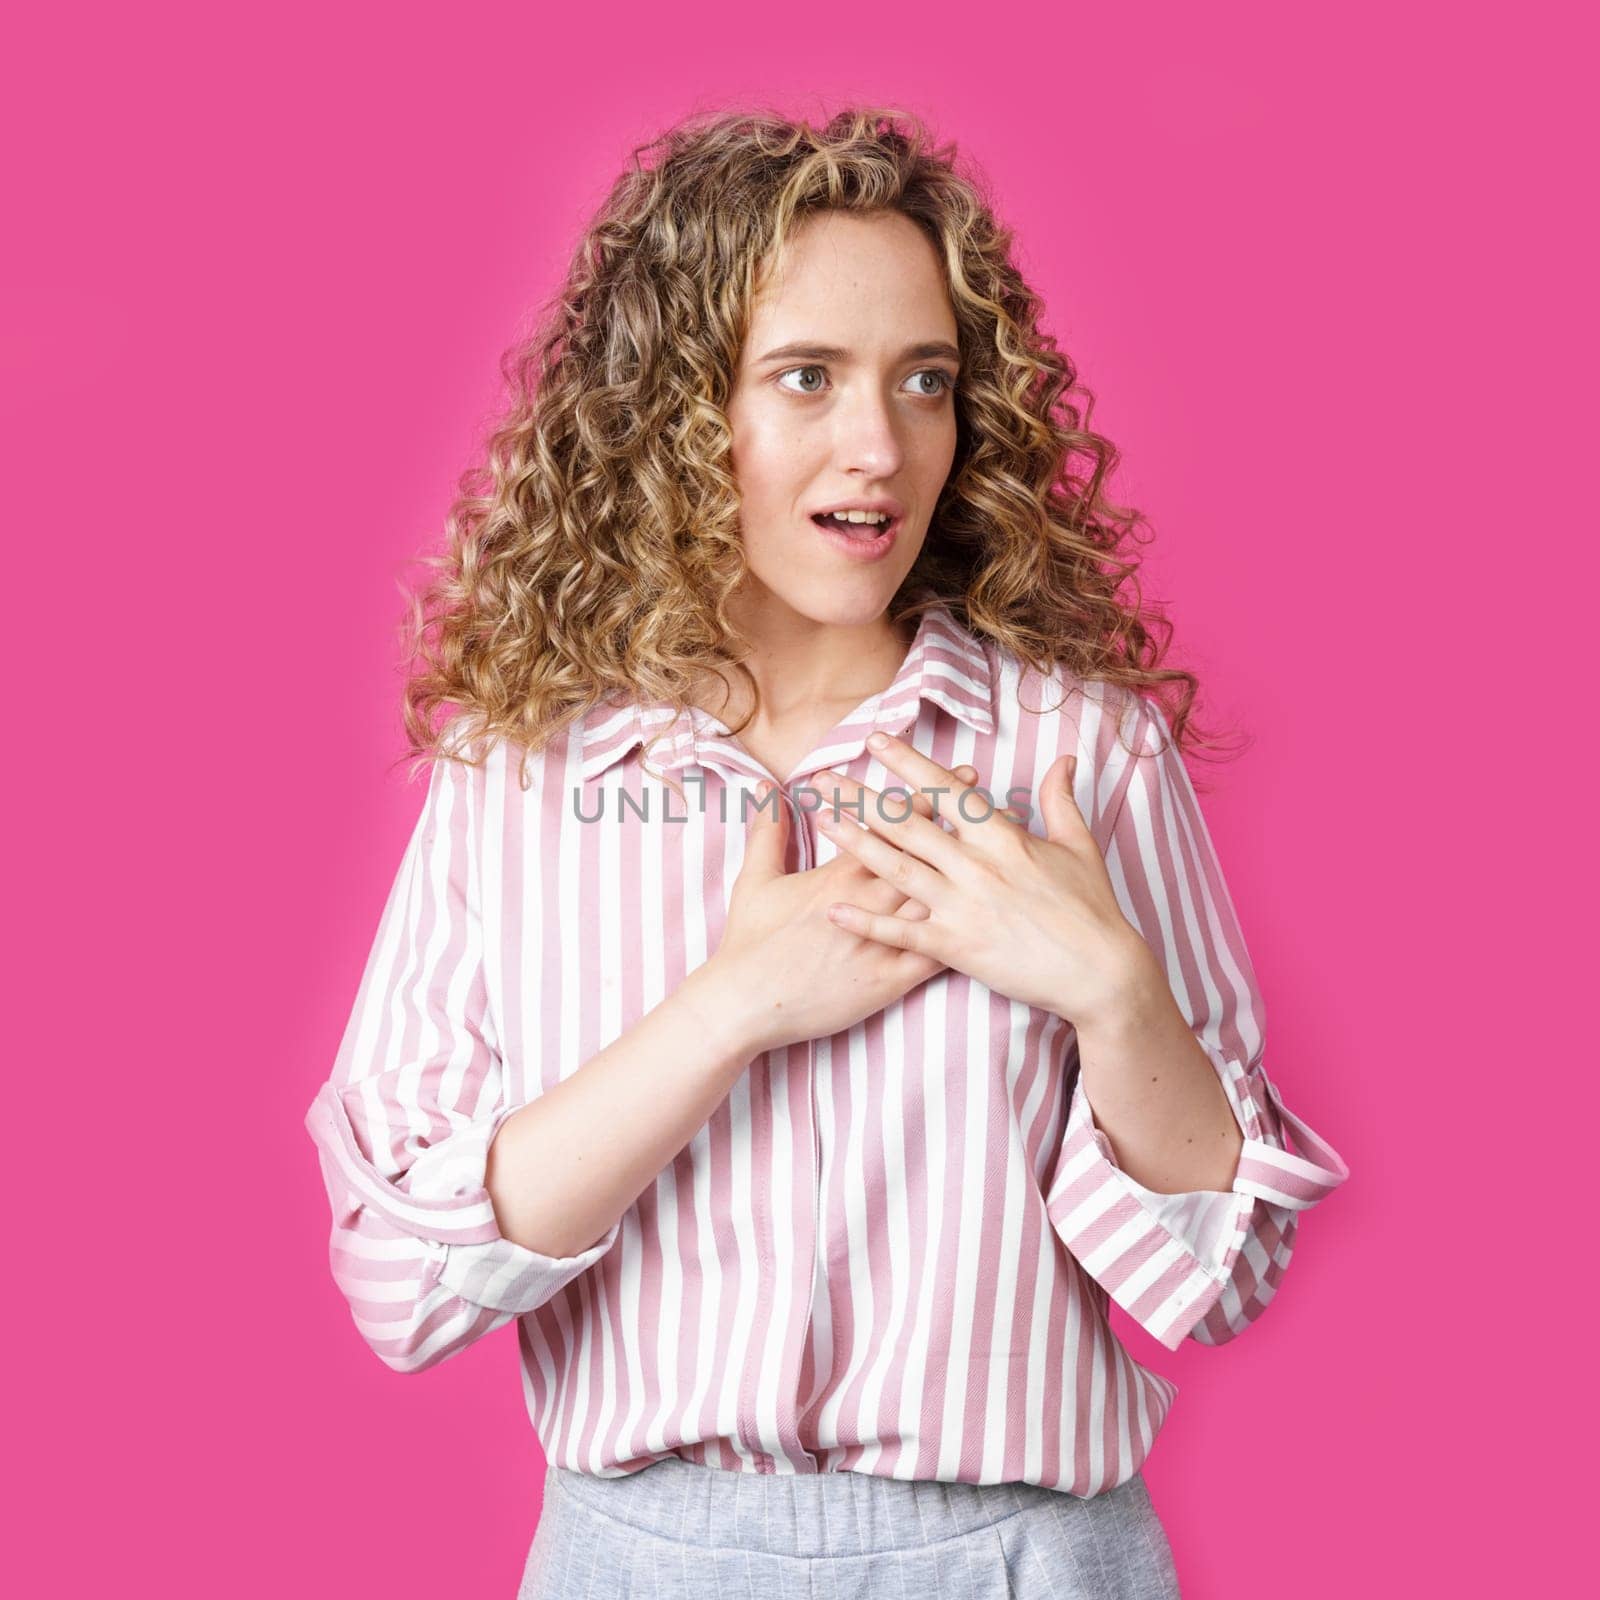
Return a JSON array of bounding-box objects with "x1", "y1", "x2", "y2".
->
[
  {"x1": 774, "y1": 366, "x2": 957, "y2": 398},
  {"x1": 776, "y1": 365, "x2": 829, "y2": 394},
  {"x1": 907, "y1": 368, "x2": 957, "y2": 397}
]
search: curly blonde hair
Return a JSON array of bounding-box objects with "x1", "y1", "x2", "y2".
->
[{"x1": 395, "y1": 103, "x2": 1245, "y2": 788}]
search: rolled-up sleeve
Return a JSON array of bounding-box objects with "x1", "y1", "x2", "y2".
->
[
  {"x1": 1045, "y1": 691, "x2": 1349, "y2": 1351},
  {"x1": 303, "y1": 736, "x2": 621, "y2": 1374}
]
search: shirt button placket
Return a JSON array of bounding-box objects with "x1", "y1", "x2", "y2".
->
[{"x1": 788, "y1": 781, "x2": 823, "y2": 1471}]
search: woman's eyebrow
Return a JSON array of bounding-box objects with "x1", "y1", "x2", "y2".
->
[{"x1": 756, "y1": 340, "x2": 961, "y2": 365}]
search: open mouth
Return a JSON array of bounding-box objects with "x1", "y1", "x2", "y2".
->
[{"x1": 811, "y1": 511, "x2": 898, "y2": 541}]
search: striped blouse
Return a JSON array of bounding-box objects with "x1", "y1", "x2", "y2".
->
[{"x1": 303, "y1": 595, "x2": 1349, "y2": 1494}]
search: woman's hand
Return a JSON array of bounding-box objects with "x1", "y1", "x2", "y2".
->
[
  {"x1": 810, "y1": 734, "x2": 1153, "y2": 1027},
  {"x1": 706, "y1": 764, "x2": 979, "y2": 1058}
]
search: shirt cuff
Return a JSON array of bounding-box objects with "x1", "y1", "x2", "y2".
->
[
  {"x1": 1045, "y1": 1064, "x2": 1349, "y2": 1350},
  {"x1": 1106, "y1": 1157, "x2": 1244, "y2": 1276},
  {"x1": 306, "y1": 1084, "x2": 622, "y2": 1316},
  {"x1": 421, "y1": 1098, "x2": 624, "y2": 1313},
  {"x1": 1232, "y1": 1074, "x2": 1350, "y2": 1210},
  {"x1": 1046, "y1": 1087, "x2": 1246, "y2": 1349}
]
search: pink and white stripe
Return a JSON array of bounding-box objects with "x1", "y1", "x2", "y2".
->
[{"x1": 304, "y1": 594, "x2": 1349, "y2": 1494}]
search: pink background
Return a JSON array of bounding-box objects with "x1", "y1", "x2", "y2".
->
[{"x1": 6, "y1": 1, "x2": 1592, "y2": 1594}]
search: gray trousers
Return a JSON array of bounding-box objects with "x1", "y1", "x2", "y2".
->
[{"x1": 518, "y1": 1455, "x2": 1183, "y2": 1598}]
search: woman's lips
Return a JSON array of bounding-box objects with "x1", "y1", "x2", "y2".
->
[{"x1": 811, "y1": 512, "x2": 901, "y2": 561}]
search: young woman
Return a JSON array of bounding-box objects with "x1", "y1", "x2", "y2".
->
[{"x1": 304, "y1": 106, "x2": 1349, "y2": 1598}]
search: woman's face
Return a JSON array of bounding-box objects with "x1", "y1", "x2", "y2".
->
[{"x1": 724, "y1": 209, "x2": 961, "y2": 631}]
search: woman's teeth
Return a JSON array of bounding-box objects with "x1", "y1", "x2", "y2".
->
[{"x1": 815, "y1": 512, "x2": 891, "y2": 537}]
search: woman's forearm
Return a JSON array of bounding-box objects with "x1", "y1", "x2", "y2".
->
[
  {"x1": 482, "y1": 960, "x2": 758, "y2": 1259},
  {"x1": 1068, "y1": 939, "x2": 1244, "y2": 1195}
]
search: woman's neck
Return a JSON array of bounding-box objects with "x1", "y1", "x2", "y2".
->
[{"x1": 691, "y1": 605, "x2": 915, "y2": 727}]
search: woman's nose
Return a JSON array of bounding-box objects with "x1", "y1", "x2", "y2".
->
[{"x1": 830, "y1": 386, "x2": 907, "y2": 476}]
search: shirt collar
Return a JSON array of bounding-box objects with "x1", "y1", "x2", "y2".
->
[{"x1": 577, "y1": 591, "x2": 995, "y2": 784}]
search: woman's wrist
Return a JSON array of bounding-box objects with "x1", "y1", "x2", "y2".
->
[
  {"x1": 677, "y1": 956, "x2": 771, "y2": 1069},
  {"x1": 1058, "y1": 928, "x2": 1166, "y2": 1036}
]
